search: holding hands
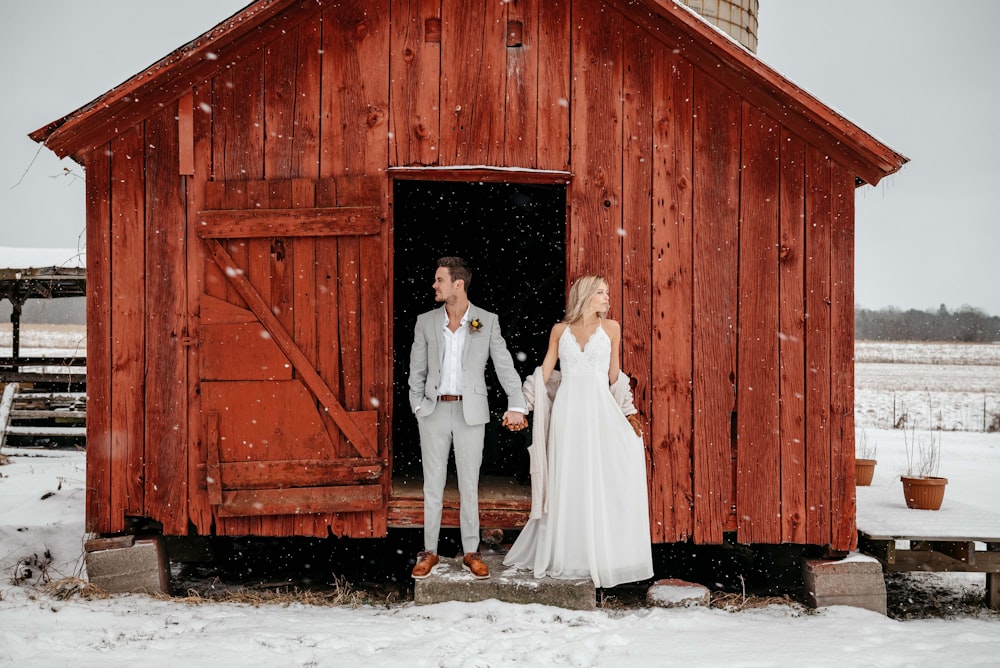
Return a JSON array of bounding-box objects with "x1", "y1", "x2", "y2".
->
[{"x1": 502, "y1": 411, "x2": 527, "y2": 432}]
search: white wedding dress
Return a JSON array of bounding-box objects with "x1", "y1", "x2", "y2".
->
[{"x1": 503, "y1": 325, "x2": 654, "y2": 587}]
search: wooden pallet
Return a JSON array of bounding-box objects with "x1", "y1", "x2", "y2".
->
[
  {"x1": 856, "y1": 487, "x2": 1000, "y2": 610},
  {"x1": 0, "y1": 382, "x2": 87, "y2": 448}
]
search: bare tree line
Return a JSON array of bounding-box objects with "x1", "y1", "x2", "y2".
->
[{"x1": 856, "y1": 305, "x2": 1000, "y2": 342}]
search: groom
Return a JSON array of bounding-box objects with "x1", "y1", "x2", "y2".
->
[{"x1": 408, "y1": 256, "x2": 526, "y2": 579}]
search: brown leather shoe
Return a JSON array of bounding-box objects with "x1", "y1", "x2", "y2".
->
[
  {"x1": 411, "y1": 551, "x2": 439, "y2": 579},
  {"x1": 462, "y1": 552, "x2": 490, "y2": 579}
]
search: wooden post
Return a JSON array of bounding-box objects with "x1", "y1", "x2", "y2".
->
[{"x1": 988, "y1": 543, "x2": 1000, "y2": 610}]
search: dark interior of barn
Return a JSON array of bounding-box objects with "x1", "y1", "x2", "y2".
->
[{"x1": 391, "y1": 179, "x2": 567, "y2": 485}]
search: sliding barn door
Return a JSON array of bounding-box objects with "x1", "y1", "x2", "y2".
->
[{"x1": 194, "y1": 177, "x2": 388, "y2": 537}]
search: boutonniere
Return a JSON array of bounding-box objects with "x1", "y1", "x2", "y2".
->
[{"x1": 468, "y1": 317, "x2": 483, "y2": 333}]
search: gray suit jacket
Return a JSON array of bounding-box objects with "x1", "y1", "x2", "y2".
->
[{"x1": 408, "y1": 304, "x2": 525, "y2": 425}]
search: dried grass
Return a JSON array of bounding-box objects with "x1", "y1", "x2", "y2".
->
[
  {"x1": 44, "y1": 577, "x2": 110, "y2": 601},
  {"x1": 34, "y1": 573, "x2": 397, "y2": 608},
  {"x1": 709, "y1": 592, "x2": 810, "y2": 613},
  {"x1": 168, "y1": 574, "x2": 396, "y2": 609}
]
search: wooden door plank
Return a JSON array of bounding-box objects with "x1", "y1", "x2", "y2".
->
[
  {"x1": 205, "y1": 411, "x2": 222, "y2": 505},
  {"x1": 336, "y1": 237, "x2": 363, "y2": 456},
  {"x1": 330, "y1": 175, "x2": 378, "y2": 538},
  {"x1": 217, "y1": 485, "x2": 383, "y2": 517},
  {"x1": 222, "y1": 182, "x2": 250, "y2": 310},
  {"x1": 199, "y1": 294, "x2": 258, "y2": 325},
  {"x1": 199, "y1": 321, "x2": 293, "y2": 381},
  {"x1": 315, "y1": 234, "x2": 342, "y2": 446},
  {"x1": 358, "y1": 215, "x2": 388, "y2": 536},
  {"x1": 197, "y1": 456, "x2": 381, "y2": 490},
  {"x1": 291, "y1": 182, "x2": 319, "y2": 369},
  {"x1": 201, "y1": 175, "x2": 228, "y2": 302},
  {"x1": 258, "y1": 186, "x2": 307, "y2": 515}
]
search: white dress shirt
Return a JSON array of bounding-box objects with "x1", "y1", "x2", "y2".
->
[{"x1": 437, "y1": 306, "x2": 469, "y2": 396}]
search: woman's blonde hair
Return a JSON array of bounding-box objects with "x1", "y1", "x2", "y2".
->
[{"x1": 562, "y1": 275, "x2": 609, "y2": 324}]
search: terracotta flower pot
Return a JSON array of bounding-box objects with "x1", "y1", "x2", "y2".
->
[
  {"x1": 901, "y1": 475, "x2": 948, "y2": 510},
  {"x1": 855, "y1": 459, "x2": 876, "y2": 486}
]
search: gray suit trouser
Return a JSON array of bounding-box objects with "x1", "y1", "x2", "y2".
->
[{"x1": 417, "y1": 400, "x2": 485, "y2": 555}]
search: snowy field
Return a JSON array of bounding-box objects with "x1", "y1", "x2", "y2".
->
[
  {"x1": 855, "y1": 341, "x2": 1000, "y2": 432},
  {"x1": 0, "y1": 323, "x2": 86, "y2": 359},
  {"x1": 2, "y1": 331, "x2": 1000, "y2": 666}
]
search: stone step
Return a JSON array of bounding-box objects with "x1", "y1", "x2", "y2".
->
[{"x1": 413, "y1": 553, "x2": 596, "y2": 610}]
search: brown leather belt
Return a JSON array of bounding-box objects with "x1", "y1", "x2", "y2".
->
[{"x1": 439, "y1": 394, "x2": 462, "y2": 402}]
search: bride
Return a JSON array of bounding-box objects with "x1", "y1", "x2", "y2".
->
[{"x1": 503, "y1": 276, "x2": 653, "y2": 587}]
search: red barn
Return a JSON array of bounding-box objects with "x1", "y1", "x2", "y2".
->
[{"x1": 31, "y1": 0, "x2": 906, "y2": 554}]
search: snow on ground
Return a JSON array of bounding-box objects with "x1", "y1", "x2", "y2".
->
[
  {"x1": 1, "y1": 335, "x2": 999, "y2": 666},
  {"x1": 2, "y1": 441, "x2": 999, "y2": 666},
  {"x1": 0, "y1": 323, "x2": 86, "y2": 356}
]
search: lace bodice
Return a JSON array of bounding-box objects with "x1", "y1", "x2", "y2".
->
[{"x1": 558, "y1": 324, "x2": 611, "y2": 377}]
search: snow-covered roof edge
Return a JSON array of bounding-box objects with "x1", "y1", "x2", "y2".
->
[{"x1": 0, "y1": 247, "x2": 85, "y2": 271}]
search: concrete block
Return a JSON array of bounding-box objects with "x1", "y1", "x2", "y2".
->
[
  {"x1": 803, "y1": 555, "x2": 886, "y2": 615},
  {"x1": 85, "y1": 535, "x2": 171, "y2": 595},
  {"x1": 414, "y1": 553, "x2": 595, "y2": 610},
  {"x1": 646, "y1": 578, "x2": 711, "y2": 608}
]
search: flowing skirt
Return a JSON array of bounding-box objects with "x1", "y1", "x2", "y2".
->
[{"x1": 504, "y1": 371, "x2": 653, "y2": 587}]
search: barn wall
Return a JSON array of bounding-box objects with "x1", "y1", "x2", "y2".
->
[
  {"x1": 385, "y1": 0, "x2": 858, "y2": 548},
  {"x1": 85, "y1": 0, "x2": 859, "y2": 550},
  {"x1": 84, "y1": 104, "x2": 192, "y2": 536}
]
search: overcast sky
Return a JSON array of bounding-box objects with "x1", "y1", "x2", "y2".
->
[{"x1": 2, "y1": 1, "x2": 997, "y2": 316}]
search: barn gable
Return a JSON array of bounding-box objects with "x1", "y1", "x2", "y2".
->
[
  {"x1": 30, "y1": 0, "x2": 907, "y2": 552},
  {"x1": 32, "y1": 0, "x2": 905, "y2": 184}
]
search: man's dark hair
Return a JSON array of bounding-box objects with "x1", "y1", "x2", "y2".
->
[{"x1": 437, "y1": 256, "x2": 472, "y2": 289}]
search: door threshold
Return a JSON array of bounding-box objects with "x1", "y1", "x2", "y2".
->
[{"x1": 388, "y1": 473, "x2": 531, "y2": 529}]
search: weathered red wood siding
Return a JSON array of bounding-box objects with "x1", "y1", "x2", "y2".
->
[
  {"x1": 84, "y1": 147, "x2": 111, "y2": 534},
  {"x1": 80, "y1": 0, "x2": 864, "y2": 551}
]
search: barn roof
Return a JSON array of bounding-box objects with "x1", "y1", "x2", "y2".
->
[{"x1": 29, "y1": 0, "x2": 907, "y2": 185}]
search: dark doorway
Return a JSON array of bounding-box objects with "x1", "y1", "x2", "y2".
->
[{"x1": 391, "y1": 179, "x2": 566, "y2": 487}]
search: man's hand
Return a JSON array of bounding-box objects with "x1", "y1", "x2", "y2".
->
[{"x1": 502, "y1": 411, "x2": 527, "y2": 432}]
